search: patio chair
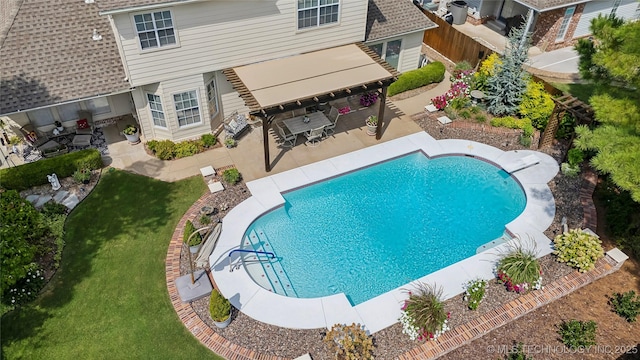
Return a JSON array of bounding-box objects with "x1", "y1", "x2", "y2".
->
[
  {"x1": 276, "y1": 123, "x2": 297, "y2": 147},
  {"x1": 304, "y1": 126, "x2": 325, "y2": 147},
  {"x1": 75, "y1": 110, "x2": 95, "y2": 135},
  {"x1": 223, "y1": 111, "x2": 250, "y2": 140},
  {"x1": 323, "y1": 106, "x2": 340, "y2": 136}
]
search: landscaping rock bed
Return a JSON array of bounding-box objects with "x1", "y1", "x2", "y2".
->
[{"x1": 177, "y1": 116, "x2": 590, "y2": 359}]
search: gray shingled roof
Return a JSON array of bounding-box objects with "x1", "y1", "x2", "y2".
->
[
  {"x1": 97, "y1": 0, "x2": 189, "y2": 13},
  {"x1": 365, "y1": 0, "x2": 437, "y2": 42},
  {"x1": 0, "y1": 0, "x2": 129, "y2": 115},
  {"x1": 516, "y1": 0, "x2": 591, "y2": 11}
]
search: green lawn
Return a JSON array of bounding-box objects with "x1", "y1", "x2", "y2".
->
[{"x1": 1, "y1": 170, "x2": 223, "y2": 359}]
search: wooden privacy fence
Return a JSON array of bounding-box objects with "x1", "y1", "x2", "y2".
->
[{"x1": 421, "y1": 10, "x2": 495, "y2": 67}]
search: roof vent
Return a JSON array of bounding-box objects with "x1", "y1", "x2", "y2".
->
[
  {"x1": 85, "y1": 0, "x2": 95, "y2": 3},
  {"x1": 92, "y1": 29, "x2": 102, "y2": 41}
]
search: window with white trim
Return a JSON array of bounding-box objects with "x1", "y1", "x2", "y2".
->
[
  {"x1": 173, "y1": 91, "x2": 201, "y2": 127},
  {"x1": 206, "y1": 80, "x2": 218, "y2": 119},
  {"x1": 134, "y1": 11, "x2": 176, "y2": 50},
  {"x1": 556, "y1": 6, "x2": 575, "y2": 41},
  {"x1": 298, "y1": 0, "x2": 339, "y2": 29},
  {"x1": 147, "y1": 93, "x2": 166, "y2": 127},
  {"x1": 368, "y1": 39, "x2": 402, "y2": 70}
]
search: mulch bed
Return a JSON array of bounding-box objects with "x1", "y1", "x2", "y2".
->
[{"x1": 176, "y1": 114, "x2": 596, "y2": 359}]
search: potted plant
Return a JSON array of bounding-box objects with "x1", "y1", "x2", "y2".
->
[
  {"x1": 183, "y1": 220, "x2": 203, "y2": 254},
  {"x1": 209, "y1": 288, "x2": 232, "y2": 328},
  {"x1": 224, "y1": 137, "x2": 237, "y2": 148},
  {"x1": 360, "y1": 91, "x2": 379, "y2": 107},
  {"x1": 123, "y1": 124, "x2": 140, "y2": 144},
  {"x1": 365, "y1": 115, "x2": 378, "y2": 136}
]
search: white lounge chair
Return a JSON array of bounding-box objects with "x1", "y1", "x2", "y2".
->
[{"x1": 503, "y1": 154, "x2": 540, "y2": 173}]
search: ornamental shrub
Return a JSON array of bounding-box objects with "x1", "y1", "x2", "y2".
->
[
  {"x1": 174, "y1": 140, "x2": 199, "y2": 159},
  {"x1": 558, "y1": 319, "x2": 597, "y2": 349},
  {"x1": 506, "y1": 342, "x2": 535, "y2": 360},
  {"x1": 323, "y1": 323, "x2": 374, "y2": 360},
  {"x1": 496, "y1": 237, "x2": 542, "y2": 293},
  {"x1": 154, "y1": 140, "x2": 177, "y2": 160},
  {"x1": 553, "y1": 228, "x2": 604, "y2": 272},
  {"x1": 222, "y1": 168, "x2": 242, "y2": 185},
  {"x1": 463, "y1": 279, "x2": 487, "y2": 310},
  {"x1": 567, "y1": 148, "x2": 584, "y2": 167},
  {"x1": 555, "y1": 112, "x2": 576, "y2": 139},
  {"x1": 0, "y1": 149, "x2": 102, "y2": 191},
  {"x1": 399, "y1": 283, "x2": 450, "y2": 341},
  {"x1": 1, "y1": 267, "x2": 46, "y2": 306},
  {"x1": 209, "y1": 288, "x2": 231, "y2": 322},
  {"x1": 474, "y1": 53, "x2": 502, "y2": 91},
  {"x1": 183, "y1": 220, "x2": 202, "y2": 246},
  {"x1": 451, "y1": 61, "x2": 473, "y2": 81},
  {"x1": 201, "y1": 134, "x2": 217, "y2": 147},
  {"x1": 609, "y1": 290, "x2": 640, "y2": 322},
  {"x1": 519, "y1": 80, "x2": 555, "y2": 130},
  {"x1": 490, "y1": 116, "x2": 532, "y2": 131},
  {"x1": 388, "y1": 61, "x2": 446, "y2": 96}
]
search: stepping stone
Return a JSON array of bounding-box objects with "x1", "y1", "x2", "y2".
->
[
  {"x1": 62, "y1": 194, "x2": 80, "y2": 210},
  {"x1": 53, "y1": 190, "x2": 69, "y2": 203},
  {"x1": 437, "y1": 116, "x2": 452, "y2": 124},
  {"x1": 34, "y1": 195, "x2": 53, "y2": 208},
  {"x1": 26, "y1": 194, "x2": 39, "y2": 204},
  {"x1": 207, "y1": 181, "x2": 224, "y2": 194},
  {"x1": 200, "y1": 166, "x2": 215, "y2": 177},
  {"x1": 425, "y1": 104, "x2": 438, "y2": 112}
]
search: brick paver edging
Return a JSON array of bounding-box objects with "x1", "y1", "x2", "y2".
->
[
  {"x1": 165, "y1": 192, "x2": 286, "y2": 360},
  {"x1": 397, "y1": 255, "x2": 623, "y2": 360}
]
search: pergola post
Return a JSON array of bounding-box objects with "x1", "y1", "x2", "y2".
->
[
  {"x1": 375, "y1": 87, "x2": 387, "y2": 140},
  {"x1": 260, "y1": 114, "x2": 271, "y2": 172}
]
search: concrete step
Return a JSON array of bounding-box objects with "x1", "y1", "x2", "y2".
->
[
  {"x1": 485, "y1": 20, "x2": 505, "y2": 35},
  {"x1": 53, "y1": 190, "x2": 69, "y2": 203},
  {"x1": 34, "y1": 195, "x2": 53, "y2": 208},
  {"x1": 62, "y1": 194, "x2": 80, "y2": 210}
]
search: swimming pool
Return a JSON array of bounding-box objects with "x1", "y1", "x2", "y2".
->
[{"x1": 243, "y1": 152, "x2": 526, "y2": 305}]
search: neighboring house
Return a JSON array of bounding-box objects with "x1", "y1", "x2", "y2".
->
[
  {"x1": 460, "y1": 0, "x2": 639, "y2": 51},
  {"x1": 98, "y1": 0, "x2": 436, "y2": 143},
  {"x1": 0, "y1": 0, "x2": 133, "y2": 141},
  {"x1": 1, "y1": 0, "x2": 436, "y2": 144}
]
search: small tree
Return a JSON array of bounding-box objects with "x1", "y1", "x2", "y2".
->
[{"x1": 486, "y1": 27, "x2": 531, "y2": 116}]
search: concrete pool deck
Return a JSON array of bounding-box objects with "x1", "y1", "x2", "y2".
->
[{"x1": 209, "y1": 132, "x2": 560, "y2": 333}]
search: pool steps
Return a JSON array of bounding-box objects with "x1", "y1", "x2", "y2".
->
[
  {"x1": 475, "y1": 233, "x2": 512, "y2": 254},
  {"x1": 243, "y1": 229, "x2": 298, "y2": 297}
]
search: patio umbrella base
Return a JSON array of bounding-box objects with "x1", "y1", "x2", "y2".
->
[{"x1": 176, "y1": 269, "x2": 213, "y2": 303}]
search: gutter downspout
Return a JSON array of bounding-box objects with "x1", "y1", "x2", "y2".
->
[{"x1": 520, "y1": 8, "x2": 535, "y2": 48}]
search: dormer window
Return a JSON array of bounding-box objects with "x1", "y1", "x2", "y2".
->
[
  {"x1": 134, "y1": 11, "x2": 176, "y2": 50},
  {"x1": 298, "y1": 0, "x2": 339, "y2": 30}
]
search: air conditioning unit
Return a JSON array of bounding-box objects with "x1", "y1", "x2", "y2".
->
[{"x1": 418, "y1": 54, "x2": 430, "y2": 68}]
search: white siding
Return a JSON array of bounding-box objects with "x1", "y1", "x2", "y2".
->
[
  {"x1": 218, "y1": 72, "x2": 250, "y2": 118},
  {"x1": 113, "y1": 0, "x2": 368, "y2": 87},
  {"x1": 575, "y1": 1, "x2": 610, "y2": 37},
  {"x1": 133, "y1": 74, "x2": 214, "y2": 142},
  {"x1": 397, "y1": 32, "x2": 424, "y2": 73},
  {"x1": 575, "y1": 0, "x2": 637, "y2": 38}
]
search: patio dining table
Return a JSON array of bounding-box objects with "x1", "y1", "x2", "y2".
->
[{"x1": 282, "y1": 111, "x2": 332, "y2": 136}]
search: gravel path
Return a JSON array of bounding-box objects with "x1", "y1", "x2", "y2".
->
[{"x1": 178, "y1": 114, "x2": 583, "y2": 360}]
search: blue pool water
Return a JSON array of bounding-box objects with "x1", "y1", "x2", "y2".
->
[{"x1": 245, "y1": 153, "x2": 526, "y2": 305}]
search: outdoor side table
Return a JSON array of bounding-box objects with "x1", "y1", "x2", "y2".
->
[
  {"x1": 72, "y1": 134, "x2": 92, "y2": 147},
  {"x1": 470, "y1": 90, "x2": 485, "y2": 105}
]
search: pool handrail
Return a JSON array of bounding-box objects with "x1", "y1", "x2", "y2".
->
[{"x1": 228, "y1": 249, "x2": 275, "y2": 259}]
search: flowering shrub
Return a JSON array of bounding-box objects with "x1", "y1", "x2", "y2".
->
[
  {"x1": 496, "y1": 237, "x2": 542, "y2": 294},
  {"x1": 553, "y1": 228, "x2": 604, "y2": 272},
  {"x1": 519, "y1": 80, "x2": 555, "y2": 130},
  {"x1": 338, "y1": 106, "x2": 351, "y2": 115},
  {"x1": 2, "y1": 268, "x2": 45, "y2": 306},
  {"x1": 463, "y1": 279, "x2": 487, "y2": 310},
  {"x1": 399, "y1": 283, "x2": 450, "y2": 341},
  {"x1": 359, "y1": 92, "x2": 379, "y2": 107},
  {"x1": 430, "y1": 69, "x2": 474, "y2": 110},
  {"x1": 323, "y1": 323, "x2": 374, "y2": 359},
  {"x1": 474, "y1": 53, "x2": 502, "y2": 91}
]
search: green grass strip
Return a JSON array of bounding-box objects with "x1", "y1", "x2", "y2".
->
[{"x1": 1, "y1": 170, "x2": 222, "y2": 359}]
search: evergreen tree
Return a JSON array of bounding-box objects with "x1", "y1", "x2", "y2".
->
[
  {"x1": 574, "y1": 16, "x2": 640, "y2": 202},
  {"x1": 486, "y1": 27, "x2": 531, "y2": 116}
]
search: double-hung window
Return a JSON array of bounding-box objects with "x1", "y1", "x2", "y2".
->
[
  {"x1": 174, "y1": 91, "x2": 201, "y2": 127},
  {"x1": 298, "y1": 0, "x2": 339, "y2": 30},
  {"x1": 134, "y1": 11, "x2": 176, "y2": 50},
  {"x1": 556, "y1": 6, "x2": 575, "y2": 41},
  {"x1": 147, "y1": 93, "x2": 166, "y2": 127}
]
